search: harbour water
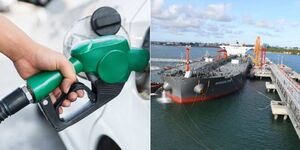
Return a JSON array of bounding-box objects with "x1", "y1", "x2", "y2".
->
[{"x1": 151, "y1": 45, "x2": 300, "y2": 150}]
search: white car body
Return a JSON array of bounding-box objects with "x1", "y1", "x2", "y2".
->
[
  {"x1": 0, "y1": 0, "x2": 16, "y2": 11},
  {"x1": 25, "y1": 0, "x2": 150, "y2": 149}
]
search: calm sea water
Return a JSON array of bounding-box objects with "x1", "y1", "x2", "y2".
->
[{"x1": 151, "y1": 45, "x2": 300, "y2": 150}]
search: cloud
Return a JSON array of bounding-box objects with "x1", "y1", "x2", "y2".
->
[
  {"x1": 225, "y1": 29, "x2": 243, "y2": 35},
  {"x1": 152, "y1": 0, "x2": 233, "y2": 22},
  {"x1": 242, "y1": 15, "x2": 286, "y2": 33},
  {"x1": 152, "y1": 0, "x2": 236, "y2": 38},
  {"x1": 257, "y1": 31, "x2": 277, "y2": 37},
  {"x1": 204, "y1": 4, "x2": 233, "y2": 22},
  {"x1": 277, "y1": 18, "x2": 286, "y2": 25},
  {"x1": 243, "y1": 15, "x2": 275, "y2": 29},
  {"x1": 290, "y1": 22, "x2": 299, "y2": 27},
  {"x1": 152, "y1": 7, "x2": 202, "y2": 31},
  {"x1": 192, "y1": 24, "x2": 243, "y2": 39},
  {"x1": 220, "y1": 24, "x2": 235, "y2": 28},
  {"x1": 152, "y1": 0, "x2": 164, "y2": 14}
]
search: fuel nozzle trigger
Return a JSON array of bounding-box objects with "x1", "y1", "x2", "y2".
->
[{"x1": 39, "y1": 80, "x2": 125, "y2": 131}]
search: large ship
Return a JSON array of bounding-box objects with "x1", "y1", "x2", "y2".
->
[
  {"x1": 220, "y1": 40, "x2": 253, "y2": 56},
  {"x1": 161, "y1": 46, "x2": 251, "y2": 103}
]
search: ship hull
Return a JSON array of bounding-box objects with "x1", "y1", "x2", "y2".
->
[{"x1": 162, "y1": 62, "x2": 250, "y2": 103}]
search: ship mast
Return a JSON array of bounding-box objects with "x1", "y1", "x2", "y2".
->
[
  {"x1": 184, "y1": 45, "x2": 192, "y2": 78},
  {"x1": 185, "y1": 45, "x2": 190, "y2": 72}
]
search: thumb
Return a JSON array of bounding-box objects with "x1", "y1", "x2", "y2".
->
[{"x1": 57, "y1": 56, "x2": 77, "y2": 93}]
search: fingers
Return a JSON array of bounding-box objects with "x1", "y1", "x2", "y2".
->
[
  {"x1": 49, "y1": 93, "x2": 56, "y2": 104},
  {"x1": 53, "y1": 87, "x2": 62, "y2": 98},
  {"x1": 66, "y1": 90, "x2": 84, "y2": 102},
  {"x1": 49, "y1": 92, "x2": 68, "y2": 114},
  {"x1": 59, "y1": 107, "x2": 63, "y2": 114},
  {"x1": 50, "y1": 87, "x2": 85, "y2": 114},
  {"x1": 76, "y1": 90, "x2": 84, "y2": 98},
  {"x1": 62, "y1": 100, "x2": 71, "y2": 107},
  {"x1": 52, "y1": 88, "x2": 84, "y2": 103},
  {"x1": 58, "y1": 100, "x2": 70, "y2": 114},
  {"x1": 56, "y1": 100, "x2": 71, "y2": 114},
  {"x1": 68, "y1": 92, "x2": 77, "y2": 102},
  {"x1": 57, "y1": 56, "x2": 77, "y2": 93},
  {"x1": 61, "y1": 79, "x2": 75, "y2": 94}
]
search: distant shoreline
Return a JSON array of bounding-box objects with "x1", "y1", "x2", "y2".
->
[
  {"x1": 151, "y1": 43, "x2": 221, "y2": 48},
  {"x1": 265, "y1": 48, "x2": 300, "y2": 55},
  {"x1": 152, "y1": 43, "x2": 300, "y2": 55}
]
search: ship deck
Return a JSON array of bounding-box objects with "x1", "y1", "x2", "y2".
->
[{"x1": 162, "y1": 56, "x2": 249, "y2": 78}]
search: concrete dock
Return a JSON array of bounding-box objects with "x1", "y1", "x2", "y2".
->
[
  {"x1": 253, "y1": 59, "x2": 300, "y2": 139},
  {"x1": 253, "y1": 69, "x2": 271, "y2": 79},
  {"x1": 270, "y1": 63, "x2": 300, "y2": 138},
  {"x1": 265, "y1": 82, "x2": 276, "y2": 92},
  {"x1": 270, "y1": 101, "x2": 288, "y2": 120},
  {"x1": 291, "y1": 70, "x2": 300, "y2": 81}
]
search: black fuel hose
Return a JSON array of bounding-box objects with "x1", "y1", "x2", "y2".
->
[{"x1": 0, "y1": 88, "x2": 30, "y2": 123}]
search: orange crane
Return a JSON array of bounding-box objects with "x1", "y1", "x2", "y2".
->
[
  {"x1": 254, "y1": 36, "x2": 261, "y2": 67},
  {"x1": 254, "y1": 36, "x2": 266, "y2": 70}
]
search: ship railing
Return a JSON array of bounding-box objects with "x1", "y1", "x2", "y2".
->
[{"x1": 270, "y1": 64, "x2": 300, "y2": 109}]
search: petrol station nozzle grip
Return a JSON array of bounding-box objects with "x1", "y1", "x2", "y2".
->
[
  {"x1": 26, "y1": 58, "x2": 83, "y2": 102},
  {"x1": 26, "y1": 35, "x2": 149, "y2": 103}
]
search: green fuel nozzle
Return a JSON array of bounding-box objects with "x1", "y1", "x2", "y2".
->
[
  {"x1": 0, "y1": 35, "x2": 149, "y2": 126},
  {"x1": 27, "y1": 35, "x2": 149, "y2": 102}
]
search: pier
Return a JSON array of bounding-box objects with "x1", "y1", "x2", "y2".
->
[
  {"x1": 252, "y1": 68, "x2": 271, "y2": 79},
  {"x1": 270, "y1": 101, "x2": 288, "y2": 120},
  {"x1": 265, "y1": 82, "x2": 276, "y2": 92},
  {"x1": 253, "y1": 60, "x2": 300, "y2": 138}
]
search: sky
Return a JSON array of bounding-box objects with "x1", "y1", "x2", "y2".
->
[{"x1": 151, "y1": 0, "x2": 300, "y2": 47}]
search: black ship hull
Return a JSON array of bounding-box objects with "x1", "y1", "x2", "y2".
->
[{"x1": 162, "y1": 57, "x2": 251, "y2": 103}]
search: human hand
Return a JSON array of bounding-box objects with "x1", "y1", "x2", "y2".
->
[
  {"x1": 0, "y1": 15, "x2": 84, "y2": 114},
  {"x1": 13, "y1": 43, "x2": 84, "y2": 114}
]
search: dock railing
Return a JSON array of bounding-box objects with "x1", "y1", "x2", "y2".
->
[{"x1": 270, "y1": 64, "x2": 300, "y2": 127}]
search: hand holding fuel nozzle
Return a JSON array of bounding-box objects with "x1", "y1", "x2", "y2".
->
[
  {"x1": 0, "y1": 7, "x2": 149, "y2": 131},
  {"x1": 0, "y1": 15, "x2": 79, "y2": 120}
]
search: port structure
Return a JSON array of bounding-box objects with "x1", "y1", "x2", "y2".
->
[
  {"x1": 254, "y1": 60, "x2": 300, "y2": 138},
  {"x1": 269, "y1": 63, "x2": 300, "y2": 138},
  {"x1": 270, "y1": 101, "x2": 288, "y2": 120},
  {"x1": 265, "y1": 82, "x2": 276, "y2": 92},
  {"x1": 252, "y1": 37, "x2": 300, "y2": 137},
  {"x1": 254, "y1": 36, "x2": 267, "y2": 70},
  {"x1": 251, "y1": 58, "x2": 272, "y2": 79},
  {"x1": 260, "y1": 47, "x2": 266, "y2": 70},
  {"x1": 254, "y1": 36, "x2": 261, "y2": 67}
]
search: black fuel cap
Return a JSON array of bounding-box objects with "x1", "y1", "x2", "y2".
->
[{"x1": 91, "y1": 7, "x2": 121, "y2": 36}]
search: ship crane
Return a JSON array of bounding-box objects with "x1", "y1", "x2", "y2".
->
[
  {"x1": 254, "y1": 36, "x2": 261, "y2": 67},
  {"x1": 254, "y1": 36, "x2": 266, "y2": 70},
  {"x1": 260, "y1": 47, "x2": 266, "y2": 70}
]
